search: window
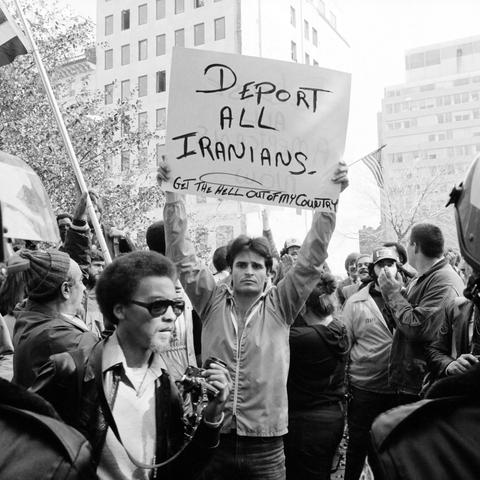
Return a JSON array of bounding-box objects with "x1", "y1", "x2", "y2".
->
[
  {"x1": 329, "y1": 12, "x2": 337, "y2": 28},
  {"x1": 139, "y1": 39, "x2": 148, "y2": 60},
  {"x1": 121, "y1": 151, "x2": 130, "y2": 171},
  {"x1": 139, "y1": 147, "x2": 148, "y2": 169},
  {"x1": 121, "y1": 44, "x2": 130, "y2": 65},
  {"x1": 291, "y1": 41, "x2": 297, "y2": 62},
  {"x1": 194, "y1": 0, "x2": 204, "y2": 7},
  {"x1": 121, "y1": 80, "x2": 130, "y2": 100},
  {"x1": 425, "y1": 49, "x2": 440, "y2": 66},
  {"x1": 105, "y1": 15, "x2": 113, "y2": 35},
  {"x1": 215, "y1": 17, "x2": 225, "y2": 40},
  {"x1": 105, "y1": 83, "x2": 113, "y2": 105},
  {"x1": 175, "y1": 0, "x2": 184, "y2": 14},
  {"x1": 121, "y1": 10, "x2": 130, "y2": 30},
  {"x1": 138, "y1": 75, "x2": 147, "y2": 97},
  {"x1": 156, "y1": 70, "x2": 166, "y2": 92},
  {"x1": 156, "y1": 108, "x2": 166, "y2": 129},
  {"x1": 138, "y1": 4, "x2": 147, "y2": 25},
  {"x1": 121, "y1": 115, "x2": 130, "y2": 136},
  {"x1": 304, "y1": 20, "x2": 309, "y2": 40},
  {"x1": 305, "y1": 53, "x2": 309, "y2": 65},
  {"x1": 175, "y1": 29, "x2": 185, "y2": 47},
  {"x1": 312, "y1": 28, "x2": 318, "y2": 47},
  {"x1": 156, "y1": 0, "x2": 165, "y2": 19},
  {"x1": 290, "y1": 6, "x2": 296, "y2": 26},
  {"x1": 138, "y1": 112, "x2": 148, "y2": 130},
  {"x1": 194, "y1": 23, "x2": 205, "y2": 46},
  {"x1": 105, "y1": 49, "x2": 113, "y2": 70},
  {"x1": 156, "y1": 34, "x2": 166, "y2": 56},
  {"x1": 317, "y1": 0, "x2": 325, "y2": 15}
]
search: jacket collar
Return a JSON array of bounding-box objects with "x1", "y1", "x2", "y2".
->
[{"x1": 350, "y1": 282, "x2": 375, "y2": 303}]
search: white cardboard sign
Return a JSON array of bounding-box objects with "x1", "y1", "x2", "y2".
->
[{"x1": 164, "y1": 47, "x2": 351, "y2": 212}]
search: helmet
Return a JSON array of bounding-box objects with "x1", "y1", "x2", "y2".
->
[{"x1": 447, "y1": 154, "x2": 480, "y2": 272}]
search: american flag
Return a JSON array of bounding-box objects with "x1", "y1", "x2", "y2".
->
[
  {"x1": 0, "y1": 0, "x2": 30, "y2": 67},
  {"x1": 358, "y1": 145, "x2": 386, "y2": 189}
]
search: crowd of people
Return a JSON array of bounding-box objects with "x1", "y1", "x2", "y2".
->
[{"x1": 0, "y1": 154, "x2": 479, "y2": 480}]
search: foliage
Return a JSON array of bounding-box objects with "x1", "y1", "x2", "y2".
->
[
  {"x1": 0, "y1": 0, "x2": 162, "y2": 247},
  {"x1": 359, "y1": 157, "x2": 459, "y2": 248}
]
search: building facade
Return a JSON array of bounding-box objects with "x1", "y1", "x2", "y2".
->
[
  {"x1": 378, "y1": 35, "x2": 480, "y2": 245},
  {"x1": 94, "y1": 0, "x2": 349, "y2": 250}
]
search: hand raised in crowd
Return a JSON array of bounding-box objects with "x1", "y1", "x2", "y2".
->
[
  {"x1": 156, "y1": 162, "x2": 171, "y2": 186},
  {"x1": 108, "y1": 227, "x2": 126, "y2": 239},
  {"x1": 201, "y1": 361, "x2": 232, "y2": 424},
  {"x1": 280, "y1": 254, "x2": 295, "y2": 277},
  {"x1": 73, "y1": 192, "x2": 88, "y2": 222},
  {"x1": 332, "y1": 160, "x2": 349, "y2": 192},
  {"x1": 378, "y1": 266, "x2": 403, "y2": 299},
  {"x1": 446, "y1": 353, "x2": 479, "y2": 376}
]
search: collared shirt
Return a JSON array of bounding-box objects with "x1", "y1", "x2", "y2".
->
[{"x1": 97, "y1": 332, "x2": 166, "y2": 480}]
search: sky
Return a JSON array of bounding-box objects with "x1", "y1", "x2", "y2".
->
[{"x1": 55, "y1": 0, "x2": 480, "y2": 272}]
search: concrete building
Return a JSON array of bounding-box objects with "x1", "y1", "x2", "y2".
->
[
  {"x1": 378, "y1": 35, "x2": 480, "y2": 246},
  {"x1": 94, "y1": 0, "x2": 350, "y2": 253}
]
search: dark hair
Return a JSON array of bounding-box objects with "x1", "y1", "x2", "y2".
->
[
  {"x1": 146, "y1": 220, "x2": 166, "y2": 255},
  {"x1": 226, "y1": 235, "x2": 272, "y2": 272},
  {"x1": 383, "y1": 242, "x2": 408, "y2": 265},
  {"x1": 344, "y1": 252, "x2": 360, "y2": 271},
  {"x1": 305, "y1": 272, "x2": 338, "y2": 317},
  {"x1": 56, "y1": 213, "x2": 72, "y2": 225},
  {"x1": 213, "y1": 246, "x2": 228, "y2": 273},
  {"x1": 96, "y1": 251, "x2": 177, "y2": 326},
  {"x1": 410, "y1": 223, "x2": 444, "y2": 259},
  {"x1": 90, "y1": 248, "x2": 105, "y2": 262}
]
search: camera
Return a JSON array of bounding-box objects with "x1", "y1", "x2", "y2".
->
[{"x1": 177, "y1": 356, "x2": 227, "y2": 400}]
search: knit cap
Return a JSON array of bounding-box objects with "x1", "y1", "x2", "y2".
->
[{"x1": 19, "y1": 250, "x2": 71, "y2": 300}]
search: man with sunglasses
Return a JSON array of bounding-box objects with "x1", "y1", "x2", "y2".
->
[
  {"x1": 158, "y1": 161, "x2": 349, "y2": 480},
  {"x1": 31, "y1": 251, "x2": 231, "y2": 479}
]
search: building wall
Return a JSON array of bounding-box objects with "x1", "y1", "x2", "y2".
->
[{"x1": 379, "y1": 35, "x2": 480, "y2": 245}]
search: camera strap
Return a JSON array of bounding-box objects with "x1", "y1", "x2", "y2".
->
[{"x1": 94, "y1": 357, "x2": 208, "y2": 472}]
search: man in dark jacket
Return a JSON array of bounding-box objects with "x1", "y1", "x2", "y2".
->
[
  {"x1": 31, "y1": 251, "x2": 231, "y2": 479},
  {"x1": 13, "y1": 249, "x2": 98, "y2": 388},
  {"x1": 378, "y1": 223, "x2": 464, "y2": 402}
]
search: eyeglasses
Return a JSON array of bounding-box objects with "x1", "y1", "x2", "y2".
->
[{"x1": 130, "y1": 299, "x2": 185, "y2": 317}]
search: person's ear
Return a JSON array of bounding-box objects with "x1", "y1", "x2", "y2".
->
[
  {"x1": 60, "y1": 281, "x2": 70, "y2": 300},
  {"x1": 114, "y1": 303, "x2": 126, "y2": 321}
]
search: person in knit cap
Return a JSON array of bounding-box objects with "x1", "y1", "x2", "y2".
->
[{"x1": 12, "y1": 249, "x2": 98, "y2": 388}]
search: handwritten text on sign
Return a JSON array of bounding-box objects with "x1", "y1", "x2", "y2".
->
[{"x1": 164, "y1": 48, "x2": 351, "y2": 211}]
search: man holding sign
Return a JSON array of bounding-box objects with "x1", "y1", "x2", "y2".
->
[{"x1": 157, "y1": 161, "x2": 348, "y2": 479}]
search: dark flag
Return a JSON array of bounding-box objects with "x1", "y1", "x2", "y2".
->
[{"x1": 0, "y1": 0, "x2": 29, "y2": 67}]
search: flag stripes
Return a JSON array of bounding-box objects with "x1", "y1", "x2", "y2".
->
[{"x1": 360, "y1": 145, "x2": 386, "y2": 189}]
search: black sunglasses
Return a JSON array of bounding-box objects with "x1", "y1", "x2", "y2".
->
[{"x1": 130, "y1": 299, "x2": 185, "y2": 317}]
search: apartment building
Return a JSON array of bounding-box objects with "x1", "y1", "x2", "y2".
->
[{"x1": 379, "y1": 35, "x2": 480, "y2": 244}]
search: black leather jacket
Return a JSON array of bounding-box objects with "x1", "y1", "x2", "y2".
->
[{"x1": 31, "y1": 339, "x2": 221, "y2": 479}]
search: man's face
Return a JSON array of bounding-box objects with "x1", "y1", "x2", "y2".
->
[
  {"x1": 374, "y1": 258, "x2": 397, "y2": 279},
  {"x1": 66, "y1": 260, "x2": 86, "y2": 314},
  {"x1": 88, "y1": 260, "x2": 105, "y2": 284},
  {"x1": 116, "y1": 276, "x2": 177, "y2": 355},
  {"x1": 287, "y1": 246, "x2": 300, "y2": 260},
  {"x1": 356, "y1": 256, "x2": 371, "y2": 282},
  {"x1": 231, "y1": 250, "x2": 268, "y2": 298},
  {"x1": 269, "y1": 257, "x2": 279, "y2": 280},
  {"x1": 58, "y1": 217, "x2": 72, "y2": 242},
  {"x1": 407, "y1": 238, "x2": 417, "y2": 269},
  {"x1": 348, "y1": 259, "x2": 358, "y2": 280}
]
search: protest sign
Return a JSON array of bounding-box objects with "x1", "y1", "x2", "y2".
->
[{"x1": 164, "y1": 47, "x2": 351, "y2": 212}]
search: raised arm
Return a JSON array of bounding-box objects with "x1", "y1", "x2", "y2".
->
[{"x1": 158, "y1": 166, "x2": 217, "y2": 319}]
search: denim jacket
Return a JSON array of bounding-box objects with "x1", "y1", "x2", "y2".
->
[{"x1": 164, "y1": 195, "x2": 335, "y2": 437}]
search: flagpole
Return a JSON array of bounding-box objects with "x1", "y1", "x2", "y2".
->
[
  {"x1": 348, "y1": 144, "x2": 387, "y2": 167},
  {"x1": 12, "y1": 0, "x2": 112, "y2": 264}
]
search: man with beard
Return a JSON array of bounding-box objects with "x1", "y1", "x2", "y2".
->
[
  {"x1": 342, "y1": 247, "x2": 400, "y2": 480},
  {"x1": 83, "y1": 248, "x2": 106, "y2": 336},
  {"x1": 55, "y1": 213, "x2": 73, "y2": 249},
  {"x1": 31, "y1": 251, "x2": 231, "y2": 479}
]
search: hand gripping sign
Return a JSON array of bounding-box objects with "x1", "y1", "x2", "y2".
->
[{"x1": 164, "y1": 47, "x2": 351, "y2": 213}]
